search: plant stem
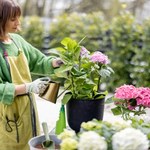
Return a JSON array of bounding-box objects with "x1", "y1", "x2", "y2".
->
[
  {"x1": 97, "y1": 65, "x2": 102, "y2": 92},
  {"x1": 97, "y1": 76, "x2": 101, "y2": 92},
  {"x1": 79, "y1": 55, "x2": 81, "y2": 70},
  {"x1": 71, "y1": 74, "x2": 76, "y2": 98}
]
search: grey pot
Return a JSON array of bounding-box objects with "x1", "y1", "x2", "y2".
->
[{"x1": 28, "y1": 134, "x2": 61, "y2": 150}]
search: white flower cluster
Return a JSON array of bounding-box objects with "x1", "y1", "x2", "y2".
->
[
  {"x1": 58, "y1": 129, "x2": 78, "y2": 150},
  {"x1": 58, "y1": 129, "x2": 76, "y2": 140},
  {"x1": 78, "y1": 131, "x2": 107, "y2": 150},
  {"x1": 81, "y1": 121, "x2": 101, "y2": 130},
  {"x1": 58, "y1": 119, "x2": 150, "y2": 150},
  {"x1": 111, "y1": 120, "x2": 131, "y2": 131},
  {"x1": 112, "y1": 128, "x2": 149, "y2": 150},
  {"x1": 134, "y1": 114, "x2": 150, "y2": 123},
  {"x1": 60, "y1": 138, "x2": 78, "y2": 150}
]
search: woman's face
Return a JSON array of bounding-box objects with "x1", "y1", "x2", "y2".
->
[{"x1": 5, "y1": 17, "x2": 20, "y2": 34}]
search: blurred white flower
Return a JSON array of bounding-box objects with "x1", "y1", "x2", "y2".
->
[
  {"x1": 81, "y1": 121, "x2": 101, "y2": 130},
  {"x1": 58, "y1": 129, "x2": 76, "y2": 140},
  {"x1": 60, "y1": 138, "x2": 78, "y2": 150},
  {"x1": 134, "y1": 114, "x2": 150, "y2": 123},
  {"x1": 111, "y1": 120, "x2": 131, "y2": 131},
  {"x1": 78, "y1": 131, "x2": 107, "y2": 150},
  {"x1": 112, "y1": 128, "x2": 149, "y2": 150}
]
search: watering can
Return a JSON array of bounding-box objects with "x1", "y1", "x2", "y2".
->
[
  {"x1": 39, "y1": 80, "x2": 69, "y2": 104},
  {"x1": 39, "y1": 81, "x2": 60, "y2": 103}
]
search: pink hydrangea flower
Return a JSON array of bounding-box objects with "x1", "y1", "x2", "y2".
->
[
  {"x1": 113, "y1": 84, "x2": 150, "y2": 118},
  {"x1": 136, "y1": 87, "x2": 150, "y2": 108},
  {"x1": 114, "y1": 84, "x2": 138, "y2": 100},
  {"x1": 90, "y1": 51, "x2": 109, "y2": 64},
  {"x1": 80, "y1": 46, "x2": 90, "y2": 58}
]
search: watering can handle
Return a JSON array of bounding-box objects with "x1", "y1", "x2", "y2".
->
[{"x1": 42, "y1": 122, "x2": 50, "y2": 141}]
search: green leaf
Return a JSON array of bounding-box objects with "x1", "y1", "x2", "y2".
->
[
  {"x1": 62, "y1": 93, "x2": 72, "y2": 105},
  {"x1": 99, "y1": 68, "x2": 111, "y2": 77},
  {"x1": 78, "y1": 36, "x2": 86, "y2": 45},
  {"x1": 47, "y1": 48, "x2": 61, "y2": 56},
  {"x1": 60, "y1": 37, "x2": 72, "y2": 47},
  {"x1": 105, "y1": 96, "x2": 114, "y2": 104},
  {"x1": 71, "y1": 67, "x2": 86, "y2": 77},
  {"x1": 106, "y1": 66, "x2": 114, "y2": 74},
  {"x1": 111, "y1": 107, "x2": 122, "y2": 115},
  {"x1": 61, "y1": 37, "x2": 78, "y2": 51},
  {"x1": 56, "y1": 65, "x2": 72, "y2": 73}
]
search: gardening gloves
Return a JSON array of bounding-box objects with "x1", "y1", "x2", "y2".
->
[{"x1": 25, "y1": 77, "x2": 50, "y2": 94}]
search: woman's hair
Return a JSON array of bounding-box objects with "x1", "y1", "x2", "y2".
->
[{"x1": 0, "y1": 0, "x2": 21, "y2": 36}]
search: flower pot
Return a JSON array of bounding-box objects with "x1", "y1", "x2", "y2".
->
[
  {"x1": 28, "y1": 134, "x2": 61, "y2": 150},
  {"x1": 66, "y1": 98, "x2": 105, "y2": 133}
]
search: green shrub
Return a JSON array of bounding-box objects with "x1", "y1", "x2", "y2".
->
[
  {"x1": 131, "y1": 19, "x2": 150, "y2": 87},
  {"x1": 105, "y1": 12, "x2": 143, "y2": 91},
  {"x1": 19, "y1": 16, "x2": 44, "y2": 50},
  {"x1": 19, "y1": 12, "x2": 150, "y2": 91},
  {"x1": 49, "y1": 12, "x2": 108, "y2": 52}
]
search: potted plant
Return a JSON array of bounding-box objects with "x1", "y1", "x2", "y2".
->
[{"x1": 52, "y1": 37, "x2": 114, "y2": 132}]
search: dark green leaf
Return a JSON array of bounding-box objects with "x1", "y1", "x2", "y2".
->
[
  {"x1": 111, "y1": 107, "x2": 122, "y2": 115},
  {"x1": 62, "y1": 93, "x2": 72, "y2": 105},
  {"x1": 105, "y1": 96, "x2": 114, "y2": 104}
]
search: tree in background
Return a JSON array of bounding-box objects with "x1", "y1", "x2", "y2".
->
[{"x1": 18, "y1": 0, "x2": 150, "y2": 21}]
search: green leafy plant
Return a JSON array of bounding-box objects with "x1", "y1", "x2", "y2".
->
[{"x1": 51, "y1": 37, "x2": 114, "y2": 104}]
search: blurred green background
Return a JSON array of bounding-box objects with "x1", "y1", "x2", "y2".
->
[{"x1": 17, "y1": 0, "x2": 150, "y2": 92}]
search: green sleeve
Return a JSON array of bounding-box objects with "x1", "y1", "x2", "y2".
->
[
  {"x1": 26, "y1": 44, "x2": 56, "y2": 75},
  {"x1": 0, "y1": 80, "x2": 15, "y2": 105},
  {"x1": 0, "y1": 53, "x2": 14, "y2": 105}
]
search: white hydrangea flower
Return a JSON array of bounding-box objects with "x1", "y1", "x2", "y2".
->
[
  {"x1": 81, "y1": 121, "x2": 101, "y2": 130},
  {"x1": 112, "y1": 128, "x2": 149, "y2": 150},
  {"x1": 58, "y1": 129, "x2": 76, "y2": 140},
  {"x1": 78, "y1": 131, "x2": 107, "y2": 150},
  {"x1": 111, "y1": 120, "x2": 131, "y2": 131},
  {"x1": 134, "y1": 114, "x2": 150, "y2": 123},
  {"x1": 60, "y1": 137, "x2": 78, "y2": 150}
]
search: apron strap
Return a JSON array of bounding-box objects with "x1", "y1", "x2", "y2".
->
[
  {"x1": 0, "y1": 42, "x2": 11, "y2": 74},
  {"x1": 28, "y1": 93, "x2": 37, "y2": 137},
  {"x1": 11, "y1": 38, "x2": 20, "y2": 50}
]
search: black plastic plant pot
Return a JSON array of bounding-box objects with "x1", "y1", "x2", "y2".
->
[{"x1": 66, "y1": 98, "x2": 105, "y2": 133}]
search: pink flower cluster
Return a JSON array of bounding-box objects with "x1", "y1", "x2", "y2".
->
[
  {"x1": 90, "y1": 51, "x2": 109, "y2": 64},
  {"x1": 80, "y1": 46, "x2": 90, "y2": 58},
  {"x1": 136, "y1": 87, "x2": 150, "y2": 107},
  {"x1": 114, "y1": 84, "x2": 150, "y2": 110},
  {"x1": 114, "y1": 85, "x2": 138, "y2": 100}
]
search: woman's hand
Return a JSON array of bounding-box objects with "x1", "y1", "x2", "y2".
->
[
  {"x1": 25, "y1": 77, "x2": 50, "y2": 94},
  {"x1": 52, "y1": 58, "x2": 64, "y2": 68},
  {"x1": 15, "y1": 77, "x2": 50, "y2": 96}
]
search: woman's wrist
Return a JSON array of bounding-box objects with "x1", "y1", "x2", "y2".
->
[{"x1": 15, "y1": 84, "x2": 26, "y2": 96}]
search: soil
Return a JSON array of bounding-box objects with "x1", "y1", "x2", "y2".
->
[{"x1": 35, "y1": 143, "x2": 60, "y2": 150}]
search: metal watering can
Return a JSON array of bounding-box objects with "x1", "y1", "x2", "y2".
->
[{"x1": 39, "y1": 81, "x2": 60, "y2": 103}]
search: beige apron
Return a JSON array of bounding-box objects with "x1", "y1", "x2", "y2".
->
[{"x1": 0, "y1": 42, "x2": 40, "y2": 150}]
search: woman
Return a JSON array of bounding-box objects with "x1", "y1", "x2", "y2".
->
[{"x1": 0, "y1": 0, "x2": 62, "y2": 149}]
